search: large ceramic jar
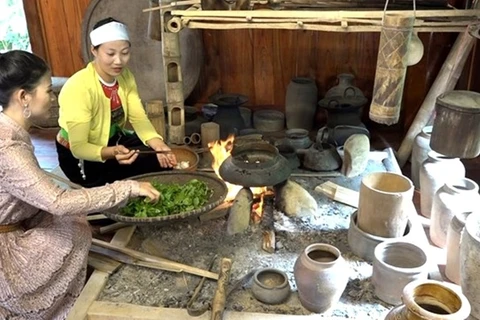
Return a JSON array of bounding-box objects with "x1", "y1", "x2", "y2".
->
[
  {"x1": 411, "y1": 125, "x2": 432, "y2": 190},
  {"x1": 384, "y1": 279, "x2": 471, "y2": 320},
  {"x1": 445, "y1": 211, "x2": 472, "y2": 284},
  {"x1": 460, "y1": 212, "x2": 480, "y2": 319},
  {"x1": 285, "y1": 77, "x2": 318, "y2": 131},
  {"x1": 419, "y1": 151, "x2": 465, "y2": 218},
  {"x1": 430, "y1": 178, "x2": 479, "y2": 248},
  {"x1": 294, "y1": 243, "x2": 349, "y2": 313},
  {"x1": 324, "y1": 73, "x2": 365, "y2": 99}
]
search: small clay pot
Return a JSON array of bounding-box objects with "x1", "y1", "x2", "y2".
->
[
  {"x1": 285, "y1": 128, "x2": 313, "y2": 150},
  {"x1": 348, "y1": 211, "x2": 413, "y2": 262},
  {"x1": 251, "y1": 268, "x2": 291, "y2": 305}
]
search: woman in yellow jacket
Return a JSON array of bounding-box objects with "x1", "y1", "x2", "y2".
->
[{"x1": 56, "y1": 17, "x2": 177, "y2": 187}]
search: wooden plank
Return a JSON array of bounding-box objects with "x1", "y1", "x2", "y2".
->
[
  {"x1": 67, "y1": 226, "x2": 136, "y2": 320},
  {"x1": 87, "y1": 301, "x2": 344, "y2": 319},
  {"x1": 253, "y1": 29, "x2": 275, "y2": 106},
  {"x1": 23, "y1": 0, "x2": 48, "y2": 62}
]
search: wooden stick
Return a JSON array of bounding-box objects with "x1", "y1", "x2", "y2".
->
[
  {"x1": 91, "y1": 238, "x2": 219, "y2": 280},
  {"x1": 87, "y1": 214, "x2": 108, "y2": 221},
  {"x1": 99, "y1": 222, "x2": 128, "y2": 234},
  {"x1": 315, "y1": 181, "x2": 359, "y2": 208},
  {"x1": 396, "y1": 21, "x2": 478, "y2": 167},
  {"x1": 211, "y1": 258, "x2": 233, "y2": 320},
  {"x1": 87, "y1": 252, "x2": 123, "y2": 274},
  {"x1": 143, "y1": 0, "x2": 200, "y2": 12}
]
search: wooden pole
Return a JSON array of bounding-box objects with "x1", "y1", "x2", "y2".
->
[
  {"x1": 211, "y1": 258, "x2": 233, "y2": 320},
  {"x1": 396, "y1": 27, "x2": 478, "y2": 167},
  {"x1": 369, "y1": 14, "x2": 415, "y2": 125},
  {"x1": 148, "y1": 0, "x2": 162, "y2": 41},
  {"x1": 145, "y1": 100, "x2": 167, "y2": 140}
]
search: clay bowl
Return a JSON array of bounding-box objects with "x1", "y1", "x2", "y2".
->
[
  {"x1": 348, "y1": 211, "x2": 413, "y2": 262},
  {"x1": 251, "y1": 268, "x2": 291, "y2": 305},
  {"x1": 170, "y1": 147, "x2": 199, "y2": 171}
]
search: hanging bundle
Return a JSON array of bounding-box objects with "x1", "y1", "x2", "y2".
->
[{"x1": 369, "y1": 0, "x2": 415, "y2": 125}]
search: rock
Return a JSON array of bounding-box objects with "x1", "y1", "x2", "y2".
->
[
  {"x1": 227, "y1": 188, "x2": 253, "y2": 235},
  {"x1": 274, "y1": 180, "x2": 317, "y2": 217},
  {"x1": 341, "y1": 134, "x2": 370, "y2": 177}
]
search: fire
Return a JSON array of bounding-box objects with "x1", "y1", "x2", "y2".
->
[{"x1": 208, "y1": 134, "x2": 268, "y2": 203}]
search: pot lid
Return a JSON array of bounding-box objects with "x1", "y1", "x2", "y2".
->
[
  {"x1": 437, "y1": 90, "x2": 480, "y2": 113},
  {"x1": 219, "y1": 142, "x2": 291, "y2": 187}
]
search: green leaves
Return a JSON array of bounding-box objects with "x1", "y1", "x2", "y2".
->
[{"x1": 121, "y1": 179, "x2": 213, "y2": 218}]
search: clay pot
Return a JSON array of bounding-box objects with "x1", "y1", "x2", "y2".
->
[
  {"x1": 348, "y1": 211, "x2": 413, "y2": 262},
  {"x1": 285, "y1": 128, "x2": 313, "y2": 150},
  {"x1": 358, "y1": 172, "x2": 414, "y2": 238},
  {"x1": 316, "y1": 125, "x2": 370, "y2": 147},
  {"x1": 253, "y1": 109, "x2": 285, "y2": 132},
  {"x1": 460, "y1": 212, "x2": 480, "y2": 319},
  {"x1": 251, "y1": 268, "x2": 291, "y2": 305},
  {"x1": 324, "y1": 73, "x2": 366, "y2": 100},
  {"x1": 294, "y1": 243, "x2": 349, "y2": 313},
  {"x1": 445, "y1": 211, "x2": 472, "y2": 284},
  {"x1": 372, "y1": 240, "x2": 429, "y2": 305},
  {"x1": 276, "y1": 144, "x2": 300, "y2": 169},
  {"x1": 300, "y1": 143, "x2": 342, "y2": 172},
  {"x1": 210, "y1": 93, "x2": 248, "y2": 139},
  {"x1": 384, "y1": 279, "x2": 471, "y2": 320},
  {"x1": 411, "y1": 125, "x2": 432, "y2": 190},
  {"x1": 285, "y1": 77, "x2": 318, "y2": 131},
  {"x1": 239, "y1": 106, "x2": 252, "y2": 128},
  {"x1": 430, "y1": 178, "x2": 479, "y2": 248},
  {"x1": 419, "y1": 151, "x2": 465, "y2": 218}
]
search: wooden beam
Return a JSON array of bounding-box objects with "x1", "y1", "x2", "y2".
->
[
  {"x1": 87, "y1": 301, "x2": 342, "y2": 319},
  {"x1": 67, "y1": 226, "x2": 136, "y2": 320}
]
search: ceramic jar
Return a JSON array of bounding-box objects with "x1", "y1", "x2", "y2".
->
[
  {"x1": 285, "y1": 128, "x2": 312, "y2": 150},
  {"x1": 460, "y1": 212, "x2": 480, "y2": 319},
  {"x1": 430, "y1": 178, "x2": 479, "y2": 248},
  {"x1": 445, "y1": 211, "x2": 472, "y2": 284},
  {"x1": 384, "y1": 279, "x2": 471, "y2": 320},
  {"x1": 324, "y1": 73, "x2": 365, "y2": 99},
  {"x1": 411, "y1": 125, "x2": 432, "y2": 190},
  {"x1": 419, "y1": 151, "x2": 465, "y2": 218},
  {"x1": 285, "y1": 77, "x2": 318, "y2": 131},
  {"x1": 251, "y1": 268, "x2": 291, "y2": 305},
  {"x1": 372, "y1": 241, "x2": 429, "y2": 305},
  {"x1": 294, "y1": 243, "x2": 349, "y2": 313},
  {"x1": 358, "y1": 172, "x2": 414, "y2": 238}
]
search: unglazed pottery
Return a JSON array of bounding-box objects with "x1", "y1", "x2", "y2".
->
[
  {"x1": 251, "y1": 268, "x2": 291, "y2": 305},
  {"x1": 445, "y1": 211, "x2": 472, "y2": 284}
]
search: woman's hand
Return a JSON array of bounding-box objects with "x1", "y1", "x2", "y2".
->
[
  {"x1": 137, "y1": 181, "x2": 160, "y2": 202},
  {"x1": 112, "y1": 145, "x2": 139, "y2": 165},
  {"x1": 147, "y1": 138, "x2": 177, "y2": 168}
]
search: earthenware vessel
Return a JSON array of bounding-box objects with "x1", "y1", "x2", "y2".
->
[
  {"x1": 285, "y1": 77, "x2": 317, "y2": 131},
  {"x1": 372, "y1": 240, "x2": 429, "y2": 305},
  {"x1": 384, "y1": 279, "x2": 471, "y2": 320},
  {"x1": 357, "y1": 172, "x2": 414, "y2": 238},
  {"x1": 445, "y1": 211, "x2": 472, "y2": 284},
  {"x1": 460, "y1": 212, "x2": 480, "y2": 319},
  {"x1": 348, "y1": 211, "x2": 413, "y2": 262},
  {"x1": 276, "y1": 144, "x2": 300, "y2": 169},
  {"x1": 294, "y1": 243, "x2": 349, "y2": 313},
  {"x1": 324, "y1": 73, "x2": 365, "y2": 100},
  {"x1": 430, "y1": 178, "x2": 479, "y2": 248},
  {"x1": 253, "y1": 109, "x2": 285, "y2": 132},
  {"x1": 210, "y1": 93, "x2": 247, "y2": 139},
  {"x1": 406, "y1": 31, "x2": 424, "y2": 66},
  {"x1": 251, "y1": 268, "x2": 291, "y2": 305},
  {"x1": 411, "y1": 125, "x2": 432, "y2": 190},
  {"x1": 285, "y1": 128, "x2": 312, "y2": 150},
  {"x1": 300, "y1": 143, "x2": 342, "y2": 172},
  {"x1": 419, "y1": 151, "x2": 465, "y2": 218}
]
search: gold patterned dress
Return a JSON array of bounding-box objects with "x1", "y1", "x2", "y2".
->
[{"x1": 0, "y1": 113, "x2": 140, "y2": 319}]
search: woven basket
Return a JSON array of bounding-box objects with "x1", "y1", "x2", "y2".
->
[
  {"x1": 103, "y1": 171, "x2": 228, "y2": 225},
  {"x1": 171, "y1": 147, "x2": 199, "y2": 171}
]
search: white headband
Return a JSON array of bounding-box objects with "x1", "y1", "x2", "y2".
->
[{"x1": 90, "y1": 21, "x2": 130, "y2": 47}]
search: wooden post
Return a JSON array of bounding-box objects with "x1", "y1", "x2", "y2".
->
[
  {"x1": 145, "y1": 100, "x2": 167, "y2": 140},
  {"x1": 211, "y1": 258, "x2": 233, "y2": 320},
  {"x1": 369, "y1": 14, "x2": 415, "y2": 125},
  {"x1": 162, "y1": 12, "x2": 186, "y2": 144}
]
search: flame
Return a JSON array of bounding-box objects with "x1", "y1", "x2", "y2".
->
[{"x1": 208, "y1": 135, "x2": 267, "y2": 203}]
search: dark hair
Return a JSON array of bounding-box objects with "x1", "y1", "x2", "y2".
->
[
  {"x1": 0, "y1": 50, "x2": 49, "y2": 107},
  {"x1": 92, "y1": 17, "x2": 123, "y2": 50}
]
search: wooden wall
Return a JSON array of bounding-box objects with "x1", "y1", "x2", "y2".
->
[{"x1": 24, "y1": 0, "x2": 480, "y2": 132}]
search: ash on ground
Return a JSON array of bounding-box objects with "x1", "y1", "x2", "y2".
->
[{"x1": 98, "y1": 160, "x2": 392, "y2": 318}]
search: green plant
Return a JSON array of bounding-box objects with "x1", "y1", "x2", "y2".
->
[{"x1": 0, "y1": 0, "x2": 31, "y2": 52}]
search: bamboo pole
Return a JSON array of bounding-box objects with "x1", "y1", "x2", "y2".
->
[{"x1": 397, "y1": 24, "x2": 478, "y2": 167}]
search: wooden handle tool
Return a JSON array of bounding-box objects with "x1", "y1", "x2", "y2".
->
[{"x1": 211, "y1": 257, "x2": 233, "y2": 320}]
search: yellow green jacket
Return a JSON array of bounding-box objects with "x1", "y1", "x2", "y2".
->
[{"x1": 58, "y1": 62, "x2": 161, "y2": 162}]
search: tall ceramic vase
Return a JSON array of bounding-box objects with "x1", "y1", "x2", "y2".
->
[
  {"x1": 460, "y1": 212, "x2": 480, "y2": 319},
  {"x1": 411, "y1": 125, "x2": 432, "y2": 190},
  {"x1": 358, "y1": 172, "x2": 414, "y2": 238},
  {"x1": 294, "y1": 243, "x2": 349, "y2": 313},
  {"x1": 384, "y1": 279, "x2": 471, "y2": 320},
  {"x1": 445, "y1": 211, "x2": 472, "y2": 284},
  {"x1": 430, "y1": 178, "x2": 479, "y2": 248},
  {"x1": 419, "y1": 151, "x2": 465, "y2": 218},
  {"x1": 285, "y1": 77, "x2": 318, "y2": 131}
]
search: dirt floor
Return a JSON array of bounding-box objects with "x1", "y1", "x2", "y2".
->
[{"x1": 98, "y1": 159, "x2": 394, "y2": 318}]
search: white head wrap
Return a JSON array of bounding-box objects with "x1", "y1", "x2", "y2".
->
[{"x1": 90, "y1": 21, "x2": 130, "y2": 47}]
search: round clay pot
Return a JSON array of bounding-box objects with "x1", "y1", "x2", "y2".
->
[
  {"x1": 460, "y1": 212, "x2": 480, "y2": 319},
  {"x1": 445, "y1": 211, "x2": 472, "y2": 284},
  {"x1": 419, "y1": 151, "x2": 465, "y2": 218},
  {"x1": 430, "y1": 178, "x2": 479, "y2": 248},
  {"x1": 251, "y1": 268, "x2": 291, "y2": 305},
  {"x1": 372, "y1": 240, "x2": 429, "y2": 305},
  {"x1": 411, "y1": 125, "x2": 432, "y2": 190},
  {"x1": 384, "y1": 279, "x2": 471, "y2": 320},
  {"x1": 348, "y1": 211, "x2": 413, "y2": 262},
  {"x1": 285, "y1": 128, "x2": 313, "y2": 150},
  {"x1": 294, "y1": 243, "x2": 349, "y2": 313},
  {"x1": 276, "y1": 144, "x2": 300, "y2": 169},
  {"x1": 253, "y1": 109, "x2": 285, "y2": 132},
  {"x1": 358, "y1": 172, "x2": 414, "y2": 238}
]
